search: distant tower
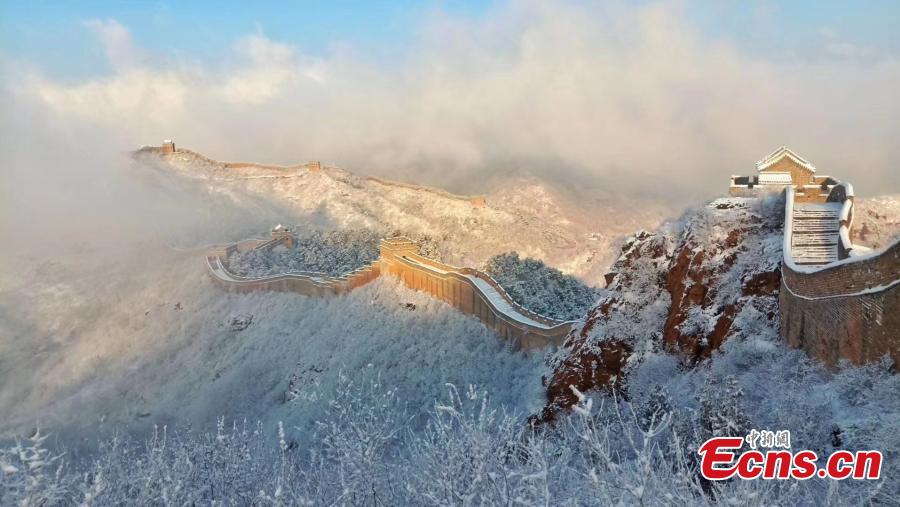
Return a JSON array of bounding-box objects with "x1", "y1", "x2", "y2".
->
[
  {"x1": 270, "y1": 224, "x2": 294, "y2": 248},
  {"x1": 470, "y1": 196, "x2": 486, "y2": 207},
  {"x1": 307, "y1": 161, "x2": 322, "y2": 173},
  {"x1": 161, "y1": 140, "x2": 176, "y2": 154}
]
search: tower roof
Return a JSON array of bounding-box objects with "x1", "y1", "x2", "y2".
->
[{"x1": 756, "y1": 146, "x2": 816, "y2": 173}]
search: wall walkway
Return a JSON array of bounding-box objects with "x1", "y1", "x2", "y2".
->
[
  {"x1": 781, "y1": 184, "x2": 900, "y2": 367},
  {"x1": 207, "y1": 235, "x2": 574, "y2": 350}
]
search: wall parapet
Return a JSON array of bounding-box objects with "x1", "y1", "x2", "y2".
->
[
  {"x1": 378, "y1": 237, "x2": 574, "y2": 348},
  {"x1": 782, "y1": 239, "x2": 900, "y2": 299},
  {"x1": 207, "y1": 235, "x2": 573, "y2": 350},
  {"x1": 366, "y1": 176, "x2": 486, "y2": 206},
  {"x1": 825, "y1": 182, "x2": 855, "y2": 259},
  {"x1": 780, "y1": 183, "x2": 899, "y2": 368}
]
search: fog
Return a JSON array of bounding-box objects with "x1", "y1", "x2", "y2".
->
[
  {"x1": 0, "y1": 0, "x2": 898, "y2": 458},
  {"x1": 2, "y1": 1, "x2": 898, "y2": 215}
]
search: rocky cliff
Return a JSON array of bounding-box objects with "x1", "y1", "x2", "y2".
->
[{"x1": 538, "y1": 195, "x2": 785, "y2": 422}]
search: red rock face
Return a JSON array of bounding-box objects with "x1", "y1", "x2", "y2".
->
[{"x1": 538, "y1": 198, "x2": 783, "y2": 423}]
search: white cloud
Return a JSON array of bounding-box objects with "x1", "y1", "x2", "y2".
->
[
  {"x1": 818, "y1": 26, "x2": 872, "y2": 59},
  {"x1": 5, "y1": 2, "x2": 900, "y2": 201},
  {"x1": 825, "y1": 41, "x2": 859, "y2": 58},
  {"x1": 83, "y1": 18, "x2": 138, "y2": 69},
  {"x1": 216, "y1": 35, "x2": 326, "y2": 105}
]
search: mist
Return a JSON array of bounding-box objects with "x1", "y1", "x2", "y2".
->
[
  {"x1": 2, "y1": 1, "x2": 898, "y2": 213},
  {"x1": 2, "y1": 1, "x2": 900, "y2": 485}
]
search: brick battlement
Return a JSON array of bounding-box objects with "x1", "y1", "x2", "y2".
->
[
  {"x1": 208, "y1": 234, "x2": 573, "y2": 350},
  {"x1": 782, "y1": 241, "x2": 899, "y2": 298},
  {"x1": 780, "y1": 187, "x2": 899, "y2": 368}
]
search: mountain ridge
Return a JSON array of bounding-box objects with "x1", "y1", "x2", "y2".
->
[{"x1": 134, "y1": 145, "x2": 670, "y2": 285}]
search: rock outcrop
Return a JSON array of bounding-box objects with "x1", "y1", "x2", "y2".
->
[{"x1": 537, "y1": 196, "x2": 785, "y2": 422}]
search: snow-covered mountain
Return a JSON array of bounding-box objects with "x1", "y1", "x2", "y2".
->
[
  {"x1": 3, "y1": 145, "x2": 900, "y2": 503},
  {"x1": 540, "y1": 196, "x2": 785, "y2": 421},
  {"x1": 4, "y1": 190, "x2": 898, "y2": 504},
  {"x1": 136, "y1": 148, "x2": 668, "y2": 285},
  {"x1": 536, "y1": 194, "x2": 900, "y2": 500},
  {"x1": 853, "y1": 194, "x2": 900, "y2": 250},
  {"x1": 1, "y1": 145, "x2": 669, "y2": 446}
]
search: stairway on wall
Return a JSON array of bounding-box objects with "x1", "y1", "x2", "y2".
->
[{"x1": 791, "y1": 203, "x2": 842, "y2": 265}]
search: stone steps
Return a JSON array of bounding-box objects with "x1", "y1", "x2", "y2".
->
[{"x1": 791, "y1": 204, "x2": 842, "y2": 265}]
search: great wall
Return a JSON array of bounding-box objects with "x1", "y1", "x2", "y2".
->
[
  {"x1": 730, "y1": 146, "x2": 899, "y2": 367},
  {"x1": 146, "y1": 142, "x2": 898, "y2": 366},
  {"x1": 207, "y1": 235, "x2": 575, "y2": 349}
]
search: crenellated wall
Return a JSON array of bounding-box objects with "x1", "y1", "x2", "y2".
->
[
  {"x1": 207, "y1": 235, "x2": 574, "y2": 350},
  {"x1": 378, "y1": 238, "x2": 574, "y2": 349},
  {"x1": 365, "y1": 176, "x2": 487, "y2": 207},
  {"x1": 780, "y1": 184, "x2": 900, "y2": 368},
  {"x1": 780, "y1": 251, "x2": 900, "y2": 367}
]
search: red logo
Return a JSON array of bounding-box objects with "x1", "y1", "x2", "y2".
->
[{"x1": 698, "y1": 431, "x2": 882, "y2": 480}]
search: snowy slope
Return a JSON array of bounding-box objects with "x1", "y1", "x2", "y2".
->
[
  {"x1": 0, "y1": 241, "x2": 545, "y2": 448},
  {"x1": 537, "y1": 194, "x2": 900, "y2": 500},
  {"x1": 4, "y1": 193, "x2": 897, "y2": 505},
  {"x1": 137, "y1": 149, "x2": 667, "y2": 285},
  {"x1": 853, "y1": 194, "x2": 900, "y2": 250}
]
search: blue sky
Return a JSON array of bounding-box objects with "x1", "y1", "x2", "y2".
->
[
  {"x1": 1, "y1": 1, "x2": 898, "y2": 198},
  {"x1": 0, "y1": 1, "x2": 489, "y2": 78},
  {"x1": 2, "y1": 1, "x2": 898, "y2": 79}
]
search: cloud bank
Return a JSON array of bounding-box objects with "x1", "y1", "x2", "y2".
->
[{"x1": 3, "y1": 1, "x2": 899, "y2": 204}]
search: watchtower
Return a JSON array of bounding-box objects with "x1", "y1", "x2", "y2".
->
[
  {"x1": 270, "y1": 224, "x2": 294, "y2": 248},
  {"x1": 161, "y1": 140, "x2": 176, "y2": 154},
  {"x1": 379, "y1": 237, "x2": 419, "y2": 260}
]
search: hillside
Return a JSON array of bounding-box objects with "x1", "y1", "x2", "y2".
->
[
  {"x1": 0, "y1": 241, "x2": 546, "y2": 447},
  {"x1": 3, "y1": 146, "x2": 899, "y2": 503},
  {"x1": 853, "y1": 194, "x2": 900, "y2": 250},
  {"x1": 135, "y1": 148, "x2": 667, "y2": 285},
  {"x1": 4, "y1": 193, "x2": 898, "y2": 504},
  {"x1": 542, "y1": 193, "x2": 900, "y2": 420},
  {"x1": 540, "y1": 196, "x2": 785, "y2": 419},
  {"x1": 536, "y1": 194, "x2": 899, "y2": 500}
]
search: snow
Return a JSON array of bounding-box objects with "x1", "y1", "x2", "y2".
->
[
  {"x1": 782, "y1": 277, "x2": 900, "y2": 301},
  {"x1": 228, "y1": 229, "x2": 381, "y2": 277},
  {"x1": 3, "y1": 145, "x2": 897, "y2": 504},
  {"x1": 784, "y1": 189, "x2": 898, "y2": 273},
  {"x1": 482, "y1": 252, "x2": 601, "y2": 321},
  {"x1": 549, "y1": 194, "x2": 900, "y2": 503},
  {"x1": 758, "y1": 172, "x2": 792, "y2": 184},
  {"x1": 209, "y1": 255, "x2": 337, "y2": 285},
  {"x1": 399, "y1": 255, "x2": 568, "y2": 329},
  {"x1": 465, "y1": 274, "x2": 555, "y2": 329},
  {"x1": 1, "y1": 242, "x2": 547, "y2": 450},
  {"x1": 140, "y1": 150, "x2": 668, "y2": 285},
  {"x1": 756, "y1": 146, "x2": 817, "y2": 173}
]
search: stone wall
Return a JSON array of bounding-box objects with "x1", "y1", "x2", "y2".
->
[
  {"x1": 378, "y1": 238, "x2": 573, "y2": 349},
  {"x1": 781, "y1": 239, "x2": 900, "y2": 368},
  {"x1": 366, "y1": 176, "x2": 486, "y2": 206},
  {"x1": 761, "y1": 156, "x2": 816, "y2": 185},
  {"x1": 207, "y1": 235, "x2": 573, "y2": 350}
]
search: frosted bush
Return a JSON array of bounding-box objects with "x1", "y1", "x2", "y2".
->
[
  {"x1": 3, "y1": 370, "x2": 892, "y2": 505},
  {"x1": 483, "y1": 252, "x2": 601, "y2": 320},
  {"x1": 229, "y1": 228, "x2": 381, "y2": 277}
]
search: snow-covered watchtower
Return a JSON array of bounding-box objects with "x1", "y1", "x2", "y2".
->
[
  {"x1": 271, "y1": 224, "x2": 294, "y2": 248},
  {"x1": 161, "y1": 140, "x2": 176, "y2": 154},
  {"x1": 729, "y1": 147, "x2": 837, "y2": 198}
]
